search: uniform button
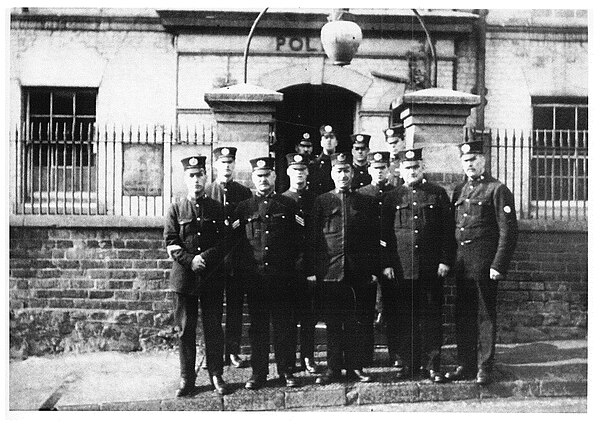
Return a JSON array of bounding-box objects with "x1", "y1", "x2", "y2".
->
[
  {"x1": 265, "y1": 246, "x2": 269, "y2": 251},
  {"x1": 463, "y1": 213, "x2": 468, "y2": 217},
  {"x1": 379, "y1": 202, "x2": 382, "y2": 205},
  {"x1": 460, "y1": 227, "x2": 465, "y2": 231},
  {"x1": 415, "y1": 245, "x2": 419, "y2": 248},
  {"x1": 265, "y1": 231, "x2": 269, "y2": 234},
  {"x1": 195, "y1": 204, "x2": 199, "y2": 208},
  {"x1": 264, "y1": 201, "x2": 268, "y2": 204},
  {"x1": 414, "y1": 215, "x2": 418, "y2": 219},
  {"x1": 196, "y1": 217, "x2": 201, "y2": 221},
  {"x1": 414, "y1": 230, "x2": 418, "y2": 234},
  {"x1": 466, "y1": 199, "x2": 470, "y2": 202},
  {"x1": 413, "y1": 202, "x2": 417, "y2": 206},
  {"x1": 478, "y1": 201, "x2": 483, "y2": 205},
  {"x1": 265, "y1": 262, "x2": 269, "y2": 266},
  {"x1": 224, "y1": 188, "x2": 228, "y2": 192},
  {"x1": 412, "y1": 190, "x2": 416, "y2": 193},
  {"x1": 197, "y1": 232, "x2": 201, "y2": 236},
  {"x1": 470, "y1": 186, "x2": 474, "y2": 189},
  {"x1": 265, "y1": 215, "x2": 270, "y2": 218},
  {"x1": 197, "y1": 247, "x2": 201, "y2": 251},
  {"x1": 225, "y1": 202, "x2": 229, "y2": 205},
  {"x1": 460, "y1": 242, "x2": 465, "y2": 246}
]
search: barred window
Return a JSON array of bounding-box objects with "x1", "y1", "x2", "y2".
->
[
  {"x1": 531, "y1": 97, "x2": 588, "y2": 202},
  {"x1": 23, "y1": 87, "x2": 97, "y2": 166}
]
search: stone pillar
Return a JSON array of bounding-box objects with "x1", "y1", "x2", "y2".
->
[
  {"x1": 204, "y1": 83, "x2": 283, "y2": 186},
  {"x1": 399, "y1": 88, "x2": 481, "y2": 191}
]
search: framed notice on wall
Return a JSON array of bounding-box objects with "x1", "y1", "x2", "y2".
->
[{"x1": 122, "y1": 144, "x2": 163, "y2": 196}]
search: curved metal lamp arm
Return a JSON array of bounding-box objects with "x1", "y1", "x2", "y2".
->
[
  {"x1": 243, "y1": 7, "x2": 269, "y2": 84},
  {"x1": 411, "y1": 9, "x2": 437, "y2": 88}
]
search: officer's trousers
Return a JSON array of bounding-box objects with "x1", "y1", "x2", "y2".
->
[
  {"x1": 173, "y1": 287, "x2": 225, "y2": 380},
  {"x1": 454, "y1": 242, "x2": 498, "y2": 373},
  {"x1": 321, "y1": 277, "x2": 367, "y2": 372},
  {"x1": 355, "y1": 280, "x2": 378, "y2": 366},
  {"x1": 246, "y1": 274, "x2": 296, "y2": 377},
  {"x1": 294, "y1": 278, "x2": 318, "y2": 361},
  {"x1": 381, "y1": 273, "x2": 444, "y2": 373},
  {"x1": 224, "y1": 274, "x2": 245, "y2": 359}
]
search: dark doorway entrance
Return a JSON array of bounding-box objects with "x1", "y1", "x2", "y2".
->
[{"x1": 273, "y1": 84, "x2": 359, "y2": 191}]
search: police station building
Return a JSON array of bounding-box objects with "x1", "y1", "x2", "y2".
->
[{"x1": 8, "y1": 8, "x2": 587, "y2": 356}]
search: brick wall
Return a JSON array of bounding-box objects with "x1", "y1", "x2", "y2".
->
[{"x1": 9, "y1": 223, "x2": 587, "y2": 358}]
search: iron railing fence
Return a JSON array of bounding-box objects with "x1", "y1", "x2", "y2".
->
[
  {"x1": 10, "y1": 125, "x2": 587, "y2": 222},
  {"x1": 10, "y1": 123, "x2": 215, "y2": 216},
  {"x1": 483, "y1": 128, "x2": 588, "y2": 221}
]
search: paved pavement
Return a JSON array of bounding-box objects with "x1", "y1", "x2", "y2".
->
[{"x1": 9, "y1": 339, "x2": 587, "y2": 411}]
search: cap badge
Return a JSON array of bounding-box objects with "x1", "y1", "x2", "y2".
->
[
  {"x1": 405, "y1": 150, "x2": 415, "y2": 159},
  {"x1": 385, "y1": 129, "x2": 394, "y2": 137},
  {"x1": 356, "y1": 135, "x2": 364, "y2": 142},
  {"x1": 221, "y1": 148, "x2": 230, "y2": 155},
  {"x1": 303, "y1": 133, "x2": 310, "y2": 139},
  {"x1": 189, "y1": 157, "x2": 198, "y2": 166},
  {"x1": 461, "y1": 144, "x2": 471, "y2": 154},
  {"x1": 374, "y1": 153, "x2": 383, "y2": 161},
  {"x1": 504, "y1": 205, "x2": 512, "y2": 213},
  {"x1": 294, "y1": 154, "x2": 303, "y2": 162},
  {"x1": 257, "y1": 160, "x2": 266, "y2": 168},
  {"x1": 337, "y1": 153, "x2": 346, "y2": 161},
  {"x1": 324, "y1": 125, "x2": 332, "y2": 133}
]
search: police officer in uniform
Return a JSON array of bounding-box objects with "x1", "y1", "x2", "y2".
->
[
  {"x1": 205, "y1": 147, "x2": 252, "y2": 369},
  {"x1": 356, "y1": 151, "x2": 395, "y2": 366},
  {"x1": 282, "y1": 153, "x2": 319, "y2": 374},
  {"x1": 295, "y1": 132, "x2": 314, "y2": 156},
  {"x1": 164, "y1": 155, "x2": 231, "y2": 397},
  {"x1": 381, "y1": 148, "x2": 454, "y2": 382},
  {"x1": 446, "y1": 140, "x2": 518, "y2": 385},
  {"x1": 308, "y1": 124, "x2": 337, "y2": 195},
  {"x1": 311, "y1": 153, "x2": 379, "y2": 385},
  {"x1": 350, "y1": 133, "x2": 372, "y2": 190},
  {"x1": 233, "y1": 157, "x2": 302, "y2": 390},
  {"x1": 384, "y1": 127, "x2": 405, "y2": 187}
]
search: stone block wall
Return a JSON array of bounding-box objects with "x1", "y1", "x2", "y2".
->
[{"x1": 9, "y1": 223, "x2": 587, "y2": 358}]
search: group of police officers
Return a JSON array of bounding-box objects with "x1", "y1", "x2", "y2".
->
[{"x1": 164, "y1": 124, "x2": 518, "y2": 397}]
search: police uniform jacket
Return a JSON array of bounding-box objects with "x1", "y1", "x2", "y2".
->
[
  {"x1": 205, "y1": 179, "x2": 252, "y2": 274},
  {"x1": 164, "y1": 195, "x2": 229, "y2": 295},
  {"x1": 313, "y1": 189, "x2": 380, "y2": 282},
  {"x1": 282, "y1": 188, "x2": 317, "y2": 277},
  {"x1": 233, "y1": 192, "x2": 302, "y2": 277},
  {"x1": 308, "y1": 153, "x2": 335, "y2": 194},
  {"x1": 382, "y1": 179, "x2": 455, "y2": 280},
  {"x1": 452, "y1": 173, "x2": 518, "y2": 274},
  {"x1": 351, "y1": 163, "x2": 372, "y2": 190}
]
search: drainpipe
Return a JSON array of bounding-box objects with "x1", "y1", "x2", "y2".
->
[{"x1": 475, "y1": 9, "x2": 488, "y2": 129}]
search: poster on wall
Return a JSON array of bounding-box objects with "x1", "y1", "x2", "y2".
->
[{"x1": 122, "y1": 144, "x2": 163, "y2": 196}]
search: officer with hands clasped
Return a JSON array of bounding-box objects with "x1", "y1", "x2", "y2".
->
[
  {"x1": 381, "y1": 148, "x2": 455, "y2": 383},
  {"x1": 282, "y1": 153, "x2": 319, "y2": 375},
  {"x1": 164, "y1": 155, "x2": 231, "y2": 397},
  {"x1": 205, "y1": 147, "x2": 252, "y2": 369},
  {"x1": 310, "y1": 152, "x2": 380, "y2": 385},
  {"x1": 446, "y1": 140, "x2": 518, "y2": 385},
  {"x1": 233, "y1": 157, "x2": 302, "y2": 390}
]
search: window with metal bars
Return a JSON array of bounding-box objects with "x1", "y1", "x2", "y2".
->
[
  {"x1": 23, "y1": 87, "x2": 97, "y2": 166},
  {"x1": 531, "y1": 97, "x2": 588, "y2": 202}
]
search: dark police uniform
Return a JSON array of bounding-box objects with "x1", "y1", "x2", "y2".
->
[
  {"x1": 313, "y1": 153, "x2": 380, "y2": 378},
  {"x1": 308, "y1": 125, "x2": 337, "y2": 195},
  {"x1": 350, "y1": 134, "x2": 372, "y2": 190},
  {"x1": 356, "y1": 151, "x2": 395, "y2": 366},
  {"x1": 164, "y1": 156, "x2": 230, "y2": 395},
  {"x1": 382, "y1": 149, "x2": 454, "y2": 378},
  {"x1": 383, "y1": 127, "x2": 405, "y2": 187},
  {"x1": 282, "y1": 153, "x2": 319, "y2": 370},
  {"x1": 233, "y1": 157, "x2": 302, "y2": 384},
  {"x1": 205, "y1": 147, "x2": 252, "y2": 365},
  {"x1": 451, "y1": 140, "x2": 518, "y2": 379}
]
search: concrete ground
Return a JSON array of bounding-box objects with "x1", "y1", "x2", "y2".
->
[{"x1": 8, "y1": 339, "x2": 587, "y2": 411}]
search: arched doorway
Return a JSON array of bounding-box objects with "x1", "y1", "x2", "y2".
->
[{"x1": 274, "y1": 84, "x2": 360, "y2": 191}]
